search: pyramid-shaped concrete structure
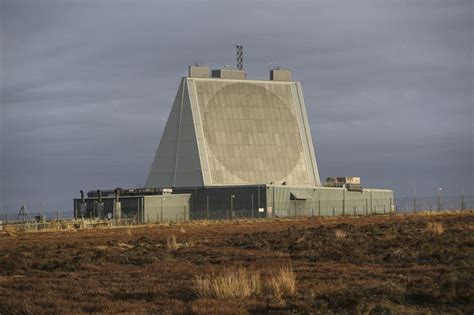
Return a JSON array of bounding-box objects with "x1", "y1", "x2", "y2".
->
[{"x1": 145, "y1": 67, "x2": 321, "y2": 188}]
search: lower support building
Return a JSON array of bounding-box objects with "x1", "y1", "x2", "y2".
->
[{"x1": 74, "y1": 185, "x2": 393, "y2": 223}]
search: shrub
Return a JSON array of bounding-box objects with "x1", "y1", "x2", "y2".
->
[
  {"x1": 194, "y1": 268, "x2": 261, "y2": 299},
  {"x1": 427, "y1": 222, "x2": 443, "y2": 235}
]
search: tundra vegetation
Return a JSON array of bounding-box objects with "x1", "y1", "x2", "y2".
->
[{"x1": 0, "y1": 213, "x2": 472, "y2": 314}]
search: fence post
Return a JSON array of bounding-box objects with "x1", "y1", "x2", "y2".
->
[
  {"x1": 370, "y1": 191, "x2": 373, "y2": 214},
  {"x1": 353, "y1": 207, "x2": 356, "y2": 216},
  {"x1": 183, "y1": 205, "x2": 186, "y2": 221},
  {"x1": 5, "y1": 214, "x2": 7, "y2": 225},
  {"x1": 413, "y1": 197, "x2": 416, "y2": 214},
  {"x1": 206, "y1": 195, "x2": 210, "y2": 219},
  {"x1": 332, "y1": 206, "x2": 335, "y2": 217},
  {"x1": 311, "y1": 207, "x2": 314, "y2": 217},
  {"x1": 342, "y1": 190, "x2": 345, "y2": 216},
  {"x1": 365, "y1": 199, "x2": 368, "y2": 216},
  {"x1": 318, "y1": 200, "x2": 321, "y2": 217},
  {"x1": 56, "y1": 210, "x2": 59, "y2": 221},
  {"x1": 251, "y1": 194, "x2": 254, "y2": 219},
  {"x1": 461, "y1": 195, "x2": 464, "y2": 211}
]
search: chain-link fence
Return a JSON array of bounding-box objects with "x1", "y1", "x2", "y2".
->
[
  {"x1": 124, "y1": 195, "x2": 473, "y2": 223},
  {"x1": 0, "y1": 210, "x2": 64, "y2": 225},
  {"x1": 394, "y1": 195, "x2": 474, "y2": 213},
  {"x1": 0, "y1": 211, "x2": 143, "y2": 232},
  {"x1": 1, "y1": 195, "x2": 473, "y2": 231}
]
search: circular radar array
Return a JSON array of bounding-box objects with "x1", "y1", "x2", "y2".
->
[{"x1": 202, "y1": 82, "x2": 304, "y2": 183}]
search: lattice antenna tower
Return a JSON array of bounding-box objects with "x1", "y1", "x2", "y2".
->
[
  {"x1": 17, "y1": 204, "x2": 31, "y2": 222},
  {"x1": 236, "y1": 45, "x2": 243, "y2": 70}
]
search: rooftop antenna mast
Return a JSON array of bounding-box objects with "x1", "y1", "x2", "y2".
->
[{"x1": 236, "y1": 45, "x2": 243, "y2": 70}]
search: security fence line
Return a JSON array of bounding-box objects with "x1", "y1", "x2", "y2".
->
[
  {"x1": 1, "y1": 195, "x2": 473, "y2": 231},
  {"x1": 394, "y1": 195, "x2": 474, "y2": 213}
]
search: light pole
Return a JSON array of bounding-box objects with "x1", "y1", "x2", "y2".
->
[
  {"x1": 230, "y1": 194, "x2": 235, "y2": 219},
  {"x1": 437, "y1": 187, "x2": 442, "y2": 211}
]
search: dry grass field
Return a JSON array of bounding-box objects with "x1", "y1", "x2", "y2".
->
[{"x1": 0, "y1": 213, "x2": 473, "y2": 314}]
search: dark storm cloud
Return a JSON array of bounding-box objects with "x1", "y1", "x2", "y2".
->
[{"x1": 0, "y1": 0, "x2": 472, "y2": 214}]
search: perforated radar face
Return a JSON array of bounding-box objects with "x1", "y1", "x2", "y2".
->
[{"x1": 199, "y1": 82, "x2": 308, "y2": 184}]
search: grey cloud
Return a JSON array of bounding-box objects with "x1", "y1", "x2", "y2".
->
[{"x1": 0, "y1": 0, "x2": 472, "y2": 214}]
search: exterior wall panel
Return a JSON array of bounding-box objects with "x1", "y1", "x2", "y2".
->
[
  {"x1": 266, "y1": 185, "x2": 394, "y2": 217},
  {"x1": 143, "y1": 194, "x2": 191, "y2": 222}
]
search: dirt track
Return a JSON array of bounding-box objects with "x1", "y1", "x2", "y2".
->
[{"x1": 0, "y1": 213, "x2": 473, "y2": 314}]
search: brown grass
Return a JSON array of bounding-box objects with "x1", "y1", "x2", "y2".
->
[
  {"x1": 427, "y1": 222, "x2": 444, "y2": 235},
  {"x1": 166, "y1": 234, "x2": 194, "y2": 250},
  {"x1": 0, "y1": 213, "x2": 472, "y2": 314},
  {"x1": 194, "y1": 267, "x2": 261, "y2": 299},
  {"x1": 334, "y1": 229, "x2": 347, "y2": 239},
  {"x1": 268, "y1": 267, "x2": 297, "y2": 300},
  {"x1": 166, "y1": 234, "x2": 180, "y2": 250},
  {"x1": 3, "y1": 226, "x2": 17, "y2": 237}
]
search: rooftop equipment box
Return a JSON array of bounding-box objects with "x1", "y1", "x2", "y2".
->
[
  {"x1": 211, "y1": 69, "x2": 246, "y2": 80},
  {"x1": 188, "y1": 66, "x2": 209, "y2": 78},
  {"x1": 270, "y1": 69, "x2": 292, "y2": 81}
]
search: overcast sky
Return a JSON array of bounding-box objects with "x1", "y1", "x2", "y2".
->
[{"x1": 0, "y1": 0, "x2": 472, "y2": 214}]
